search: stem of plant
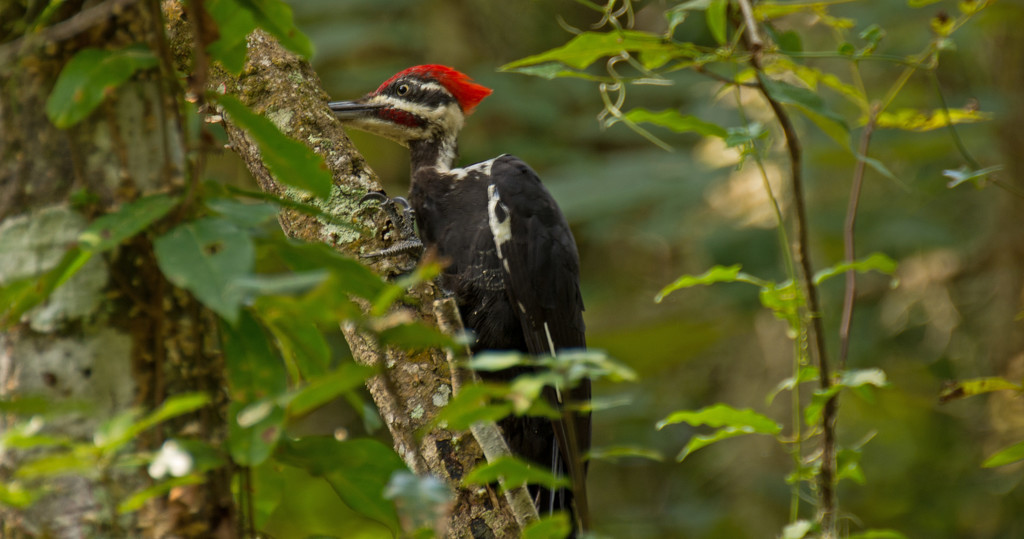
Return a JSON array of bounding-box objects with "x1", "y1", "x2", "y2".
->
[
  {"x1": 733, "y1": 82, "x2": 804, "y2": 521},
  {"x1": 840, "y1": 105, "x2": 880, "y2": 372},
  {"x1": 735, "y1": 0, "x2": 836, "y2": 533}
]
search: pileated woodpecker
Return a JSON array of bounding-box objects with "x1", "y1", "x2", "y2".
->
[{"x1": 329, "y1": 65, "x2": 590, "y2": 532}]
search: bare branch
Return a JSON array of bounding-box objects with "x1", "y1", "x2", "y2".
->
[{"x1": 840, "y1": 105, "x2": 881, "y2": 371}]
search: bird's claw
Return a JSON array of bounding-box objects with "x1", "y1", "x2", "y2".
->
[{"x1": 359, "y1": 191, "x2": 424, "y2": 265}]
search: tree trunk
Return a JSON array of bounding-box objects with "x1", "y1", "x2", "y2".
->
[{"x1": 0, "y1": 1, "x2": 232, "y2": 537}]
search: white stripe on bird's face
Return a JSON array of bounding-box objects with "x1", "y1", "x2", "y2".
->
[{"x1": 338, "y1": 92, "x2": 466, "y2": 148}]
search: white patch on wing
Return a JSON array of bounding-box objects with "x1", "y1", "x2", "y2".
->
[
  {"x1": 450, "y1": 156, "x2": 498, "y2": 180},
  {"x1": 486, "y1": 184, "x2": 512, "y2": 260}
]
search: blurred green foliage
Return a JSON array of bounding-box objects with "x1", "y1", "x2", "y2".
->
[{"x1": 304, "y1": 1, "x2": 1024, "y2": 537}]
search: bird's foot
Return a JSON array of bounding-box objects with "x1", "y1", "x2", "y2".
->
[{"x1": 359, "y1": 191, "x2": 424, "y2": 268}]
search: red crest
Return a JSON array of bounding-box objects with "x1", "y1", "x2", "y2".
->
[{"x1": 377, "y1": 65, "x2": 493, "y2": 114}]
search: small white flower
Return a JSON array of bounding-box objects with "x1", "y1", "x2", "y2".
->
[{"x1": 148, "y1": 439, "x2": 193, "y2": 479}]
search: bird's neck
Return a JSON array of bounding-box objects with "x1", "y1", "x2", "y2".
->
[{"x1": 409, "y1": 133, "x2": 459, "y2": 175}]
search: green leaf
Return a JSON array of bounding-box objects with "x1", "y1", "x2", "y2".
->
[
  {"x1": 724, "y1": 122, "x2": 768, "y2": 148},
  {"x1": 1, "y1": 247, "x2": 92, "y2": 328},
  {"x1": 676, "y1": 427, "x2": 763, "y2": 461},
  {"x1": 275, "y1": 437, "x2": 404, "y2": 532},
  {"x1": 286, "y1": 363, "x2": 374, "y2": 418},
  {"x1": 586, "y1": 445, "x2": 664, "y2": 462},
  {"x1": 502, "y1": 63, "x2": 609, "y2": 81},
  {"x1": 760, "y1": 77, "x2": 849, "y2": 136},
  {"x1": 139, "y1": 394, "x2": 211, "y2": 430},
  {"x1": 95, "y1": 393, "x2": 212, "y2": 452},
  {"x1": 522, "y1": 513, "x2": 572, "y2": 539},
  {"x1": 759, "y1": 280, "x2": 803, "y2": 329},
  {"x1": 79, "y1": 194, "x2": 180, "y2": 252},
  {"x1": 222, "y1": 311, "x2": 288, "y2": 400},
  {"x1": 232, "y1": 270, "x2": 329, "y2": 297},
  {"x1": 939, "y1": 376, "x2": 1022, "y2": 403},
  {"x1": 220, "y1": 183, "x2": 364, "y2": 233},
  {"x1": 205, "y1": 0, "x2": 254, "y2": 73},
  {"x1": 804, "y1": 371, "x2": 886, "y2": 426},
  {"x1": 204, "y1": 197, "x2": 279, "y2": 227},
  {"x1": 766, "y1": 366, "x2": 819, "y2": 405},
  {"x1": 222, "y1": 312, "x2": 287, "y2": 465},
  {"x1": 775, "y1": 30, "x2": 803, "y2": 53},
  {"x1": 463, "y1": 456, "x2": 570, "y2": 492},
  {"x1": 706, "y1": 0, "x2": 728, "y2": 45},
  {"x1": 982, "y1": 439, "x2": 1024, "y2": 468},
  {"x1": 943, "y1": 164, "x2": 1003, "y2": 189},
  {"x1": 782, "y1": 520, "x2": 815, "y2": 539},
  {"x1": 782, "y1": 59, "x2": 868, "y2": 111},
  {"x1": 840, "y1": 368, "x2": 889, "y2": 389},
  {"x1": 268, "y1": 236, "x2": 388, "y2": 301},
  {"x1": 805, "y1": 386, "x2": 841, "y2": 427},
  {"x1": 657, "y1": 403, "x2": 781, "y2": 434},
  {"x1": 656, "y1": 265, "x2": 764, "y2": 303},
  {"x1": 16, "y1": 448, "x2": 98, "y2": 479},
  {"x1": 118, "y1": 475, "x2": 204, "y2": 514},
  {"x1": 501, "y1": 30, "x2": 680, "y2": 71},
  {"x1": 554, "y1": 349, "x2": 638, "y2": 384},
  {"x1": 383, "y1": 471, "x2": 453, "y2": 533},
  {"x1": 377, "y1": 322, "x2": 456, "y2": 352},
  {"x1": 434, "y1": 383, "x2": 514, "y2": 431},
  {"x1": 236, "y1": 0, "x2": 313, "y2": 58},
  {"x1": 0, "y1": 481, "x2": 43, "y2": 509},
  {"x1": 876, "y1": 107, "x2": 992, "y2": 132},
  {"x1": 261, "y1": 307, "x2": 332, "y2": 379},
  {"x1": 217, "y1": 95, "x2": 333, "y2": 199},
  {"x1": 153, "y1": 217, "x2": 254, "y2": 324},
  {"x1": 467, "y1": 351, "x2": 534, "y2": 372},
  {"x1": 837, "y1": 446, "x2": 866, "y2": 485},
  {"x1": 813, "y1": 252, "x2": 898, "y2": 285},
  {"x1": 46, "y1": 45, "x2": 158, "y2": 128},
  {"x1": 205, "y1": 0, "x2": 313, "y2": 72},
  {"x1": 616, "y1": 108, "x2": 727, "y2": 138},
  {"x1": 908, "y1": 0, "x2": 942, "y2": 7}
]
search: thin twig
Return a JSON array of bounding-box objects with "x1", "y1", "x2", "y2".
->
[
  {"x1": 695, "y1": 65, "x2": 760, "y2": 88},
  {"x1": 735, "y1": 0, "x2": 836, "y2": 534},
  {"x1": 737, "y1": 0, "x2": 763, "y2": 54},
  {"x1": 839, "y1": 105, "x2": 880, "y2": 372}
]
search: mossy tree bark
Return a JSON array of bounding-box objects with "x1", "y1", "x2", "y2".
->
[{"x1": 0, "y1": 1, "x2": 233, "y2": 537}]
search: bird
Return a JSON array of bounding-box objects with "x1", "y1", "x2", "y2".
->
[{"x1": 329, "y1": 65, "x2": 590, "y2": 533}]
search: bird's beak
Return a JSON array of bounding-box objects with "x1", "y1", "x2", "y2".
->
[{"x1": 328, "y1": 99, "x2": 383, "y2": 121}]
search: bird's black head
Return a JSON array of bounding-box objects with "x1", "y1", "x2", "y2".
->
[{"x1": 329, "y1": 65, "x2": 492, "y2": 147}]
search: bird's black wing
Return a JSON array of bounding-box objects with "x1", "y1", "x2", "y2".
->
[
  {"x1": 486, "y1": 155, "x2": 591, "y2": 526},
  {"x1": 485, "y1": 155, "x2": 586, "y2": 353}
]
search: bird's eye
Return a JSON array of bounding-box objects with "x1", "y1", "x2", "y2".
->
[{"x1": 397, "y1": 84, "x2": 410, "y2": 96}]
